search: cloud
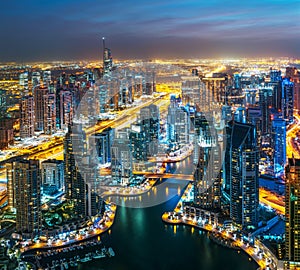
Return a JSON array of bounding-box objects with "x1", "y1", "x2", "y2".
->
[{"x1": 0, "y1": 0, "x2": 299, "y2": 61}]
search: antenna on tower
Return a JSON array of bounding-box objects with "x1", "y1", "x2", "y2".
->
[{"x1": 102, "y1": 37, "x2": 105, "y2": 66}]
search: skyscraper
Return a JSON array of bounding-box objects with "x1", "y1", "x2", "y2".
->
[
  {"x1": 43, "y1": 92, "x2": 56, "y2": 135},
  {"x1": 34, "y1": 86, "x2": 49, "y2": 131},
  {"x1": 259, "y1": 87, "x2": 273, "y2": 135},
  {"x1": 91, "y1": 127, "x2": 114, "y2": 165},
  {"x1": 272, "y1": 115, "x2": 286, "y2": 176},
  {"x1": 111, "y1": 131, "x2": 132, "y2": 185},
  {"x1": 167, "y1": 100, "x2": 190, "y2": 146},
  {"x1": 64, "y1": 124, "x2": 88, "y2": 217},
  {"x1": 229, "y1": 121, "x2": 259, "y2": 229},
  {"x1": 20, "y1": 95, "x2": 35, "y2": 138},
  {"x1": 193, "y1": 123, "x2": 221, "y2": 210},
  {"x1": 41, "y1": 159, "x2": 64, "y2": 196},
  {"x1": 140, "y1": 104, "x2": 160, "y2": 157},
  {"x1": 285, "y1": 158, "x2": 300, "y2": 270},
  {"x1": 102, "y1": 37, "x2": 113, "y2": 74},
  {"x1": 7, "y1": 159, "x2": 41, "y2": 237},
  {"x1": 56, "y1": 89, "x2": 73, "y2": 130},
  {"x1": 282, "y1": 78, "x2": 294, "y2": 124},
  {"x1": 19, "y1": 72, "x2": 29, "y2": 95}
]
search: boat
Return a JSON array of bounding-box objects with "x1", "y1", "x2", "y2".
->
[
  {"x1": 108, "y1": 247, "x2": 115, "y2": 257},
  {"x1": 93, "y1": 250, "x2": 106, "y2": 259},
  {"x1": 80, "y1": 254, "x2": 92, "y2": 263}
]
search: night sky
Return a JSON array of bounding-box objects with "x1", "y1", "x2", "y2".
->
[{"x1": 0, "y1": 0, "x2": 299, "y2": 61}]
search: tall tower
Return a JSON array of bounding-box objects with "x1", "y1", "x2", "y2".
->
[
  {"x1": 7, "y1": 159, "x2": 41, "y2": 237},
  {"x1": 20, "y1": 95, "x2": 35, "y2": 138},
  {"x1": 43, "y1": 92, "x2": 56, "y2": 135},
  {"x1": 285, "y1": 158, "x2": 300, "y2": 269},
  {"x1": 229, "y1": 121, "x2": 259, "y2": 229},
  {"x1": 272, "y1": 115, "x2": 286, "y2": 176},
  {"x1": 34, "y1": 86, "x2": 49, "y2": 131},
  {"x1": 102, "y1": 37, "x2": 113, "y2": 74},
  {"x1": 193, "y1": 122, "x2": 221, "y2": 210},
  {"x1": 64, "y1": 124, "x2": 88, "y2": 217}
]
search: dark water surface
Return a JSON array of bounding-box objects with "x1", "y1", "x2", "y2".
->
[{"x1": 79, "y1": 156, "x2": 258, "y2": 270}]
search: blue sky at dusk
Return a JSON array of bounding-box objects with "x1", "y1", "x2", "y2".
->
[{"x1": 0, "y1": 0, "x2": 299, "y2": 61}]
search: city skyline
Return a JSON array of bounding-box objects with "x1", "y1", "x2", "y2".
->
[{"x1": 0, "y1": 0, "x2": 299, "y2": 61}]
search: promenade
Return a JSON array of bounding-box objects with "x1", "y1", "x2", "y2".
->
[
  {"x1": 162, "y1": 184, "x2": 278, "y2": 270},
  {"x1": 20, "y1": 177, "x2": 160, "y2": 254}
]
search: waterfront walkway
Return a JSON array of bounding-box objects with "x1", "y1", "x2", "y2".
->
[{"x1": 162, "y1": 184, "x2": 278, "y2": 270}]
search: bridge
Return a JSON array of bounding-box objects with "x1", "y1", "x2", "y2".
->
[{"x1": 140, "y1": 172, "x2": 194, "y2": 181}]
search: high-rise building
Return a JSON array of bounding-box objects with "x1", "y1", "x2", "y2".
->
[
  {"x1": 64, "y1": 124, "x2": 88, "y2": 217},
  {"x1": 140, "y1": 104, "x2": 160, "y2": 157},
  {"x1": 129, "y1": 124, "x2": 148, "y2": 162},
  {"x1": 19, "y1": 72, "x2": 29, "y2": 95},
  {"x1": 229, "y1": 121, "x2": 259, "y2": 229},
  {"x1": 31, "y1": 71, "x2": 41, "y2": 91},
  {"x1": 20, "y1": 95, "x2": 35, "y2": 138},
  {"x1": 272, "y1": 115, "x2": 286, "y2": 176},
  {"x1": 34, "y1": 86, "x2": 49, "y2": 131},
  {"x1": 259, "y1": 87, "x2": 273, "y2": 135},
  {"x1": 111, "y1": 131, "x2": 132, "y2": 185},
  {"x1": 193, "y1": 124, "x2": 221, "y2": 210},
  {"x1": 56, "y1": 89, "x2": 73, "y2": 130},
  {"x1": 286, "y1": 67, "x2": 300, "y2": 111},
  {"x1": 268, "y1": 69, "x2": 282, "y2": 112},
  {"x1": 167, "y1": 100, "x2": 190, "y2": 145},
  {"x1": 43, "y1": 92, "x2": 56, "y2": 135},
  {"x1": 6, "y1": 159, "x2": 41, "y2": 237},
  {"x1": 181, "y1": 76, "x2": 202, "y2": 107},
  {"x1": 0, "y1": 118, "x2": 14, "y2": 149},
  {"x1": 282, "y1": 78, "x2": 294, "y2": 124},
  {"x1": 41, "y1": 159, "x2": 64, "y2": 196},
  {"x1": 91, "y1": 127, "x2": 114, "y2": 165},
  {"x1": 285, "y1": 158, "x2": 300, "y2": 270},
  {"x1": 42, "y1": 70, "x2": 51, "y2": 87},
  {"x1": 102, "y1": 37, "x2": 113, "y2": 74}
]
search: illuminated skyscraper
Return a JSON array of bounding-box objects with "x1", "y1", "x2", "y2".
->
[
  {"x1": 111, "y1": 131, "x2": 132, "y2": 185},
  {"x1": 20, "y1": 95, "x2": 35, "y2": 138},
  {"x1": 193, "y1": 123, "x2": 221, "y2": 210},
  {"x1": 31, "y1": 71, "x2": 41, "y2": 90},
  {"x1": 19, "y1": 72, "x2": 29, "y2": 95},
  {"x1": 64, "y1": 124, "x2": 88, "y2": 217},
  {"x1": 167, "y1": 100, "x2": 190, "y2": 146},
  {"x1": 41, "y1": 159, "x2": 64, "y2": 195},
  {"x1": 282, "y1": 78, "x2": 294, "y2": 124},
  {"x1": 229, "y1": 121, "x2": 259, "y2": 229},
  {"x1": 7, "y1": 159, "x2": 41, "y2": 237},
  {"x1": 43, "y1": 92, "x2": 56, "y2": 135},
  {"x1": 56, "y1": 89, "x2": 73, "y2": 130},
  {"x1": 34, "y1": 86, "x2": 49, "y2": 131},
  {"x1": 285, "y1": 158, "x2": 300, "y2": 270},
  {"x1": 91, "y1": 127, "x2": 114, "y2": 165},
  {"x1": 102, "y1": 37, "x2": 113, "y2": 74},
  {"x1": 43, "y1": 70, "x2": 51, "y2": 87},
  {"x1": 272, "y1": 115, "x2": 286, "y2": 176},
  {"x1": 181, "y1": 76, "x2": 202, "y2": 107},
  {"x1": 286, "y1": 67, "x2": 300, "y2": 111},
  {"x1": 259, "y1": 87, "x2": 273, "y2": 135}
]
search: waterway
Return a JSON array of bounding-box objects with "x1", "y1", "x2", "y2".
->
[{"x1": 79, "y1": 155, "x2": 258, "y2": 270}]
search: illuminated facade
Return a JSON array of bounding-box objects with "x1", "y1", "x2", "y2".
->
[
  {"x1": 272, "y1": 116, "x2": 286, "y2": 175},
  {"x1": 20, "y1": 95, "x2": 35, "y2": 138},
  {"x1": 285, "y1": 158, "x2": 300, "y2": 270},
  {"x1": 193, "y1": 126, "x2": 221, "y2": 210},
  {"x1": 229, "y1": 121, "x2": 259, "y2": 229},
  {"x1": 41, "y1": 159, "x2": 64, "y2": 195},
  {"x1": 7, "y1": 159, "x2": 41, "y2": 237}
]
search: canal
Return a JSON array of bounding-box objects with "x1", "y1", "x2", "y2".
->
[{"x1": 79, "y1": 155, "x2": 258, "y2": 270}]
